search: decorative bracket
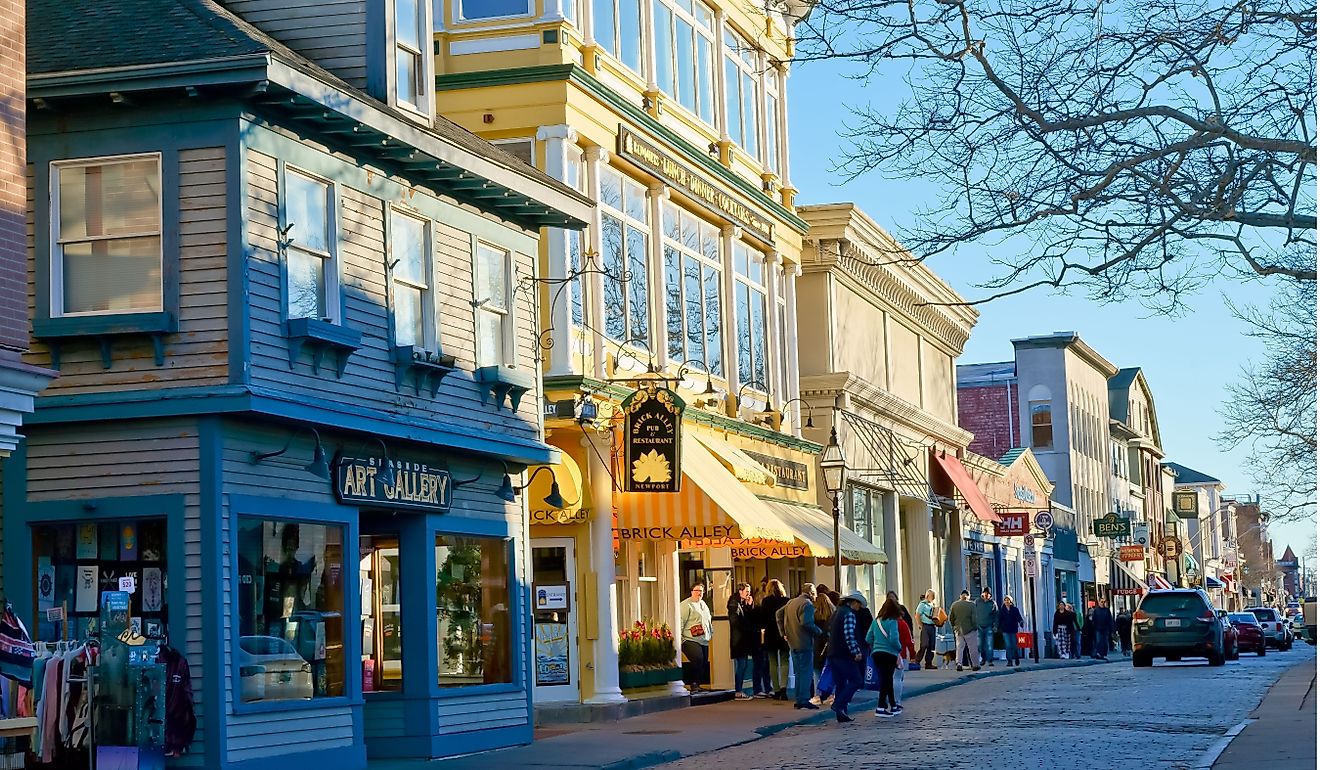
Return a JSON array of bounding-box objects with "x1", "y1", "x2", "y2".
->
[
  {"x1": 285, "y1": 317, "x2": 362, "y2": 378},
  {"x1": 392, "y1": 345, "x2": 457, "y2": 397},
  {"x1": 34, "y1": 312, "x2": 176, "y2": 370},
  {"x1": 475, "y1": 365, "x2": 535, "y2": 412}
]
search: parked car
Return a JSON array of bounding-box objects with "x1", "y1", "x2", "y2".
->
[
  {"x1": 1285, "y1": 602, "x2": 1301, "y2": 618},
  {"x1": 1304, "y1": 598, "x2": 1317, "y2": 645},
  {"x1": 1288, "y1": 614, "x2": 1306, "y2": 641},
  {"x1": 1229, "y1": 613, "x2": 1268, "y2": 656},
  {"x1": 238, "y1": 635, "x2": 314, "y2": 702},
  {"x1": 1132, "y1": 589, "x2": 1226, "y2": 667},
  {"x1": 1245, "y1": 607, "x2": 1293, "y2": 650},
  {"x1": 1222, "y1": 618, "x2": 1240, "y2": 660}
]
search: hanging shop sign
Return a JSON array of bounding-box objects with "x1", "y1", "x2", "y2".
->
[
  {"x1": 743, "y1": 451, "x2": 809, "y2": 490},
  {"x1": 679, "y1": 536, "x2": 811, "y2": 560},
  {"x1": 622, "y1": 387, "x2": 684, "y2": 493},
  {"x1": 1158, "y1": 536, "x2": 1184, "y2": 559},
  {"x1": 1118, "y1": 545, "x2": 1146, "y2": 562},
  {"x1": 1172, "y1": 490, "x2": 1200, "y2": 518},
  {"x1": 1113, "y1": 587, "x2": 1144, "y2": 596},
  {"x1": 1131, "y1": 523, "x2": 1151, "y2": 547},
  {"x1": 531, "y1": 507, "x2": 591, "y2": 525},
  {"x1": 334, "y1": 456, "x2": 453, "y2": 512},
  {"x1": 617, "y1": 126, "x2": 776, "y2": 245},
  {"x1": 1034, "y1": 510, "x2": 1054, "y2": 532},
  {"x1": 1092, "y1": 512, "x2": 1131, "y2": 538},
  {"x1": 993, "y1": 513, "x2": 1030, "y2": 537}
]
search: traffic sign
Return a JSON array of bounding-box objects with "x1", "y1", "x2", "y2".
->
[
  {"x1": 1034, "y1": 510, "x2": 1054, "y2": 531},
  {"x1": 1023, "y1": 534, "x2": 1035, "y2": 547},
  {"x1": 1023, "y1": 552, "x2": 1040, "y2": 578}
]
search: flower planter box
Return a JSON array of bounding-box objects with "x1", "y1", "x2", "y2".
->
[{"x1": 619, "y1": 666, "x2": 683, "y2": 689}]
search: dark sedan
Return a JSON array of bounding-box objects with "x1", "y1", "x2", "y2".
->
[{"x1": 1228, "y1": 612, "x2": 1268, "y2": 656}]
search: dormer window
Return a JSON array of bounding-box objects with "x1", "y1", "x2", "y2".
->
[{"x1": 391, "y1": 0, "x2": 432, "y2": 117}]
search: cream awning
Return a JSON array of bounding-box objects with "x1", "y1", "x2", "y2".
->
[
  {"x1": 614, "y1": 434, "x2": 797, "y2": 542},
  {"x1": 695, "y1": 433, "x2": 776, "y2": 486},
  {"x1": 760, "y1": 499, "x2": 888, "y2": 565}
]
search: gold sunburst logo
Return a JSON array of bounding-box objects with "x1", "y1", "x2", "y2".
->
[{"x1": 632, "y1": 450, "x2": 672, "y2": 484}]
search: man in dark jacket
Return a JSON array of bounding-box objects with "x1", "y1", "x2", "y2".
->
[
  {"x1": 1091, "y1": 598, "x2": 1115, "y2": 661},
  {"x1": 827, "y1": 592, "x2": 868, "y2": 723},
  {"x1": 974, "y1": 589, "x2": 998, "y2": 667},
  {"x1": 1115, "y1": 609, "x2": 1133, "y2": 656},
  {"x1": 777, "y1": 584, "x2": 820, "y2": 709},
  {"x1": 998, "y1": 595, "x2": 1025, "y2": 667}
]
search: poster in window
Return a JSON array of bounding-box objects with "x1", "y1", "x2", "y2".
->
[
  {"x1": 534, "y1": 621, "x2": 570, "y2": 686},
  {"x1": 55, "y1": 525, "x2": 75, "y2": 561},
  {"x1": 37, "y1": 559, "x2": 55, "y2": 609},
  {"x1": 142, "y1": 567, "x2": 163, "y2": 613},
  {"x1": 76, "y1": 523, "x2": 98, "y2": 559},
  {"x1": 140, "y1": 521, "x2": 164, "y2": 562},
  {"x1": 55, "y1": 565, "x2": 75, "y2": 614},
  {"x1": 75, "y1": 565, "x2": 99, "y2": 613},
  {"x1": 98, "y1": 522, "x2": 118, "y2": 561},
  {"x1": 119, "y1": 522, "x2": 138, "y2": 561}
]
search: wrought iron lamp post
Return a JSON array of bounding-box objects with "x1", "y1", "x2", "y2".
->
[{"x1": 819, "y1": 426, "x2": 847, "y2": 592}]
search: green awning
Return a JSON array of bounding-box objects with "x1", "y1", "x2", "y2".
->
[{"x1": 1184, "y1": 554, "x2": 1199, "y2": 573}]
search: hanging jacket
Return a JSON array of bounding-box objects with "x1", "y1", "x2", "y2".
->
[{"x1": 160, "y1": 646, "x2": 197, "y2": 756}]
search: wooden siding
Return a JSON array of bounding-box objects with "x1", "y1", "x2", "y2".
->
[
  {"x1": 222, "y1": 0, "x2": 368, "y2": 89},
  {"x1": 25, "y1": 149, "x2": 230, "y2": 392},
  {"x1": 227, "y1": 708, "x2": 355, "y2": 762},
  {"x1": 244, "y1": 148, "x2": 543, "y2": 444},
  {"x1": 436, "y1": 691, "x2": 528, "y2": 735},
  {"x1": 24, "y1": 419, "x2": 211, "y2": 766}
]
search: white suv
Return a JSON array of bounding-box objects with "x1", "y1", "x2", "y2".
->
[{"x1": 1246, "y1": 607, "x2": 1293, "y2": 650}]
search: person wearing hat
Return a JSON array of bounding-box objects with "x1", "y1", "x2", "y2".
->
[
  {"x1": 948, "y1": 590, "x2": 980, "y2": 672},
  {"x1": 827, "y1": 592, "x2": 868, "y2": 723}
]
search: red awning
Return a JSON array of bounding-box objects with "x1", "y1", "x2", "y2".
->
[{"x1": 931, "y1": 451, "x2": 1001, "y2": 522}]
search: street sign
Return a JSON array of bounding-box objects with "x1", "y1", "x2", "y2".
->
[
  {"x1": 1118, "y1": 545, "x2": 1145, "y2": 562},
  {"x1": 993, "y1": 512, "x2": 1029, "y2": 537},
  {"x1": 1158, "y1": 536, "x2": 1184, "y2": 559},
  {"x1": 1023, "y1": 534, "x2": 1035, "y2": 548},
  {"x1": 1092, "y1": 512, "x2": 1131, "y2": 538},
  {"x1": 1034, "y1": 510, "x2": 1054, "y2": 531},
  {"x1": 1023, "y1": 552, "x2": 1040, "y2": 578},
  {"x1": 1132, "y1": 523, "x2": 1150, "y2": 547}
]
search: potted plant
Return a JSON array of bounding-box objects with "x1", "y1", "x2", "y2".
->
[{"x1": 617, "y1": 620, "x2": 680, "y2": 689}]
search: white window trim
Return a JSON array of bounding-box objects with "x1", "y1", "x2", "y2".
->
[
  {"x1": 723, "y1": 27, "x2": 761, "y2": 157},
  {"x1": 391, "y1": 0, "x2": 434, "y2": 119},
  {"x1": 598, "y1": 166, "x2": 651, "y2": 347},
  {"x1": 473, "y1": 240, "x2": 517, "y2": 369},
  {"x1": 731, "y1": 240, "x2": 768, "y2": 392},
  {"x1": 661, "y1": 201, "x2": 723, "y2": 376},
  {"x1": 388, "y1": 206, "x2": 436, "y2": 352},
  {"x1": 453, "y1": 0, "x2": 534, "y2": 23},
  {"x1": 279, "y1": 162, "x2": 342, "y2": 324},
  {"x1": 652, "y1": 0, "x2": 718, "y2": 128},
  {"x1": 49, "y1": 152, "x2": 165, "y2": 318}
]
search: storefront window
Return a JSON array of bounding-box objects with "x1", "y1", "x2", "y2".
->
[
  {"x1": 662, "y1": 203, "x2": 722, "y2": 375},
  {"x1": 32, "y1": 520, "x2": 168, "y2": 642},
  {"x1": 360, "y1": 534, "x2": 403, "y2": 693},
  {"x1": 236, "y1": 519, "x2": 345, "y2": 702},
  {"x1": 436, "y1": 535, "x2": 514, "y2": 687}
]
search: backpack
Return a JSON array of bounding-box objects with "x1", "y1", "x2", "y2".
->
[{"x1": 933, "y1": 607, "x2": 948, "y2": 626}]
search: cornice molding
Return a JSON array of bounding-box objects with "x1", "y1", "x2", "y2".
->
[{"x1": 799, "y1": 371, "x2": 973, "y2": 449}]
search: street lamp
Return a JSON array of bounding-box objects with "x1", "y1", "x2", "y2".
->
[{"x1": 819, "y1": 426, "x2": 847, "y2": 592}]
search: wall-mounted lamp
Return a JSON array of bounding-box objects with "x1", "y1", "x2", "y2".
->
[
  {"x1": 777, "y1": 397, "x2": 815, "y2": 429},
  {"x1": 354, "y1": 436, "x2": 397, "y2": 489},
  {"x1": 497, "y1": 464, "x2": 572, "y2": 508},
  {"x1": 251, "y1": 427, "x2": 330, "y2": 480}
]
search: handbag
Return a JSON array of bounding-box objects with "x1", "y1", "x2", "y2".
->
[
  {"x1": 817, "y1": 659, "x2": 835, "y2": 696},
  {"x1": 862, "y1": 654, "x2": 882, "y2": 691},
  {"x1": 684, "y1": 603, "x2": 706, "y2": 638}
]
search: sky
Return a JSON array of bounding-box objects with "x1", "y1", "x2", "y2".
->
[{"x1": 785, "y1": 56, "x2": 1317, "y2": 562}]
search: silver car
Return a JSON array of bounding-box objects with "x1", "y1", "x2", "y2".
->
[
  {"x1": 1245, "y1": 607, "x2": 1293, "y2": 650},
  {"x1": 238, "y1": 635, "x2": 314, "y2": 702}
]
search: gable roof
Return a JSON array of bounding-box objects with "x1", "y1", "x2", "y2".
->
[
  {"x1": 999, "y1": 448, "x2": 1027, "y2": 466},
  {"x1": 1162, "y1": 461, "x2": 1221, "y2": 485},
  {"x1": 28, "y1": 0, "x2": 592, "y2": 229},
  {"x1": 1281, "y1": 545, "x2": 1298, "y2": 561}
]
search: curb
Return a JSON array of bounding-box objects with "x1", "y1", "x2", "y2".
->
[{"x1": 1191, "y1": 720, "x2": 1252, "y2": 770}]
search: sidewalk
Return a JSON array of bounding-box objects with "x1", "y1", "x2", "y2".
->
[
  {"x1": 1208, "y1": 657, "x2": 1316, "y2": 770},
  {"x1": 373, "y1": 656, "x2": 1117, "y2": 770}
]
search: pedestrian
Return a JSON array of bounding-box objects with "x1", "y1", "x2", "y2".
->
[
  {"x1": 948, "y1": 590, "x2": 980, "y2": 672},
  {"x1": 828, "y1": 592, "x2": 868, "y2": 723},
  {"x1": 915, "y1": 590, "x2": 940, "y2": 669},
  {"x1": 777, "y1": 583, "x2": 822, "y2": 710},
  {"x1": 1053, "y1": 601, "x2": 1073, "y2": 659},
  {"x1": 810, "y1": 591, "x2": 835, "y2": 706},
  {"x1": 867, "y1": 595, "x2": 903, "y2": 717},
  {"x1": 998, "y1": 595, "x2": 1024, "y2": 667},
  {"x1": 679, "y1": 584, "x2": 712, "y2": 691},
  {"x1": 1091, "y1": 598, "x2": 1115, "y2": 661},
  {"x1": 852, "y1": 591, "x2": 874, "y2": 681},
  {"x1": 975, "y1": 588, "x2": 998, "y2": 667},
  {"x1": 887, "y1": 590, "x2": 916, "y2": 707},
  {"x1": 1115, "y1": 608, "x2": 1133, "y2": 656},
  {"x1": 1071, "y1": 602, "x2": 1083, "y2": 659},
  {"x1": 727, "y1": 583, "x2": 757, "y2": 699},
  {"x1": 1080, "y1": 603, "x2": 1095, "y2": 658},
  {"x1": 759, "y1": 579, "x2": 790, "y2": 700}
]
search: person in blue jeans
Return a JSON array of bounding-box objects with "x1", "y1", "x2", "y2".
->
[
  {"x1": 727, "y1": 583, "x2": 757, "y2": 698},
  {"x1": 776, "y1": 583, "x2": 821, "y2": 709},
  {"x1": 1090, "y1": 598, "x2": 1115, "y2": 661},
  {"x1": 998, "y1": 595, "x2": 1024, "y2": 666},
  {"x1": 974, "y1": 589, "x2": 998, "y2": 666},
  {"x1": 827, "y1": 592, "x2": 869, "y2": 723}
]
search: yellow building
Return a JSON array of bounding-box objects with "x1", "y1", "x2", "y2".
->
[{"x1": 433, "y1": 1, "x2": 879, "y2": 708}]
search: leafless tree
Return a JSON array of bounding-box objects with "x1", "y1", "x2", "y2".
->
[{"x1": 793, "y1": 0, "x2": 1316, "y2": 309}]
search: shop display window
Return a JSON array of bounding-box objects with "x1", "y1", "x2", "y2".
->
[
  {"x1": 236, "y1": 519, "x2": 346, "y2": 702},
  {"x1": 435, "y1": 535, "x2": 513, "y2": 687},
  {"x1": 32, "y1": 519, "x2": 167, "y2": 642}
]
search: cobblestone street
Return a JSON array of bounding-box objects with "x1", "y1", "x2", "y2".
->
[{"x1": 660, "y1": 647, "x2": 1315, "y2": 770}]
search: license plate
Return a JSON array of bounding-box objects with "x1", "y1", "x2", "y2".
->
[
  {"x1": 1164, "y1": 619, "x2": 1182, "y2": 628},
  {"x1": 279, "y1": 672, "x2": 293, "y2": 683}
]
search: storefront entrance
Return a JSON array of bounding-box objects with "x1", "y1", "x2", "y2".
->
[{"x1": 531, "y1": 538, "x2": 578, "y2": 702}]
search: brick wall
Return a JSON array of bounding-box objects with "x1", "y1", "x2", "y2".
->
[
  {"x1": 958, "y1": 382, "x2": 1019, "y2": 459},
  {"x1": 0, "y1": 0, "x2": 26, "y2": 354}
]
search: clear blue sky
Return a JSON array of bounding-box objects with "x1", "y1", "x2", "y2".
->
[{"x1": 786, "y1": 58, "x2": 1316, "y2": 561}]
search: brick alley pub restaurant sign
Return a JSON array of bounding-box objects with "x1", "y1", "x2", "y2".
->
[
  {"x1": 622, "y1": 387, "x2": 683, "y2": 493},
  {"x1": 334, "y1": 456, "x2": 453, "y2": 512}
]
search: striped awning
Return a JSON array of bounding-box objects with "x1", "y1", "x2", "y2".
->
[
  {"x1": 695, "y1": 434, "x2": 777, "y2": 486},
  {"x1": 760, "y1": 499, "x2": 888, "y2": 565},
  {"x1": 614, "y1": 434, "x2": 797, "y2": 542}
]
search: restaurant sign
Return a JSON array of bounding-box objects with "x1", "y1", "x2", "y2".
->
[
  {"x1": 1118, "y1": 545, "x2": 1146, "y2": 562},
  {"x1": 335, "y1": 456, "x2": 452, "y2": 512},
  {"x1": 622, "y1": 387, "x2": 684, "y2": 493},
  {"x1": 743, "y1": 450, "x2": 809, "y2": 490},
  {"x1": 618, "y1": 126, "x2": 776, "y2": 245},
  {"x1": 679, "y1": 536, "x2": 810, "y2": 560},
  {"x1": 1092, "y1": 512, "x2": 1131, "y2": 538}
]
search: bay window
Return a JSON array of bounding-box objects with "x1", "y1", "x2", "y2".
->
[
  {"x1": 652, "y1": 0, "x2": 716, "y2": 124},
  {"x1": 52, "y1": 154, "x2": 163, "y2": 316},
  {"x1": 475, "y1": 243, "x2": 513, "y2": 368},
  {"x1": 394, "y1": 0, "x2": 428, "y2": 112},
  {"x1": 662, "y1": 204, "x2": 722, "y2": 375},
  {"x1": 389, "y1": 209, "x2": 432, "y2": 350},
  {"x1": 565, "y1": 150, "x2": 587, "y2": 326},
  {"x1": 458, "y1": 0, "x2": 532, "y2": 19},
  {"x1": 599, "y1": 167, "x2": 650, "y2": 347},
  {"x1": 723, "y1": 30, "x2": 760, "y2": 158},
  {"x1": 593, "y1": 0, "x2": 643, "y2": 75},
  {"x1": 281, "y1": 168, "x2": 338, "y2": 322},
  {"x1": 733, "y1": 242, "x2": 767, "y2": 388}
]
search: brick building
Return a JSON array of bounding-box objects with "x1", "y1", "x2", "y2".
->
[{"x1": 956, "y1": 361, "x2": 1020, "y2": 459}]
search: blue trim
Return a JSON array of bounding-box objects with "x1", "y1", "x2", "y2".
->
[
  {"x1": 198, "y1": 417, "x2": 228, "y2": 768},
  {"x1": 229, "y1": 120, "x2": 251, "y2": 386},
  {"x1": 0, "y1": 443, "x2": 27, "y2": 609}
]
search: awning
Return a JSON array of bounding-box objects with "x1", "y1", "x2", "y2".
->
[
  {"x1": 1112, "y1": 558, "x2": 1148, "y2": 596},
  {"x1": 1147, "y1": 573, "x2": 1173, "y2": 590},
  {"x1": 528, "y1": 450, "x2": 586, "y2": 525},
  {"x1": 695, "y1": 434, "x2": 776, "y2": 486},
  {"x1": 760, "y1": 499, "x2": 888, "y2": 565},
  {"x1": 931, "y1": 451, "x2": 1000, "y2": 522},
  {"x1": 614, "y1": 434, "x2": 797, "y2": 542},
  {"x1": 1184, "y1": 554, "x2": 1199, "y2": 573},
  {"x1": 1205, "y1": 574, "x2": 1225, "y2": 590}
]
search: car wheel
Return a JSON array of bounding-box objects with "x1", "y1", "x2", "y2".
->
[
  {"x1": 1132, "y1": 652, "x2": 1152, "y2": 667},
  {"x1": 1209, "y1": 649, "x2": 1225, "y2": 666},
  {"x1": 1258, "y1": 644, "x2": 1267, "y2": 657}
]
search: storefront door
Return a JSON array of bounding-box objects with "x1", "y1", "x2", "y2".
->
[{"x1": 531, "y1": 538, "x2": 577, "y2": 702}]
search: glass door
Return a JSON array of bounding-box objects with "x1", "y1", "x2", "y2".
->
[
  {"x1": 531, "y1": 537, "x2": 577, "y2": 702},
  {"x1": 360, "y1": 534, "x2": 403, "y2": 693}
]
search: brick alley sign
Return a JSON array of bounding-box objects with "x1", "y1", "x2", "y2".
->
[
  {"x1": 1092, "y1": 512, "x2": 1131, "y2": 538},
  {"x1": 622, "y1": 387, "x2": 684, "y2": 493},
  {"x1": 1118, "y1": 545, "x2": 1145, "y2": 562}
]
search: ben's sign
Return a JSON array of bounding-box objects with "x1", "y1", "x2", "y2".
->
[{"x1": 1092, "y1": 512, "x2": 1131, "y2": 538}]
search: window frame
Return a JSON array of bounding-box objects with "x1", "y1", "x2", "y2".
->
[
  {"x1": 598, "y1": 167, "x2": 651, "y2": 349},
  {"x1": 1029, "y1": 399, "x2": 1053, "y2": 450},
  {"x1": 473, "y1": 240, "x2": 516, "y2": 370},
  {"x1": 661, "y1": 202, "x2": 723, "y2": 376},
  {"x1": 732, "y1": 240, "x2": 768, "y2": 390},
  {"x1": 652, "y1": 0, "x2": 717, "y2": 126},
  {"x1": 388, "y1": 206, "x2": 435, "y2": 352},
  {"x1": 49, "y1": 152, "x2": 165, "y2": 318},
  {"x1": 563, "y1": 149, "x2": 588, "y2": 328},
  {"x1": 723, "y1": 29, "x2": 761, "y2": 158},
  {"x1": 763, "y1": 64, "x2": 781, "y2": 174},
  {"x1": 433, "y1": 533, "x2": 518, "y2": 689},
  {"x1": 592, "y1": 0, "x2": 644, "y2": 76},
  {"x1": 390, "y1": 0, "x2": 433, "y2": 118},
  {"x1": 279, "y1": 163, "x2": 342, "y2": 324},
  {"x1": 455, "y1": 0, "x2": 534, "y2": 22}
]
